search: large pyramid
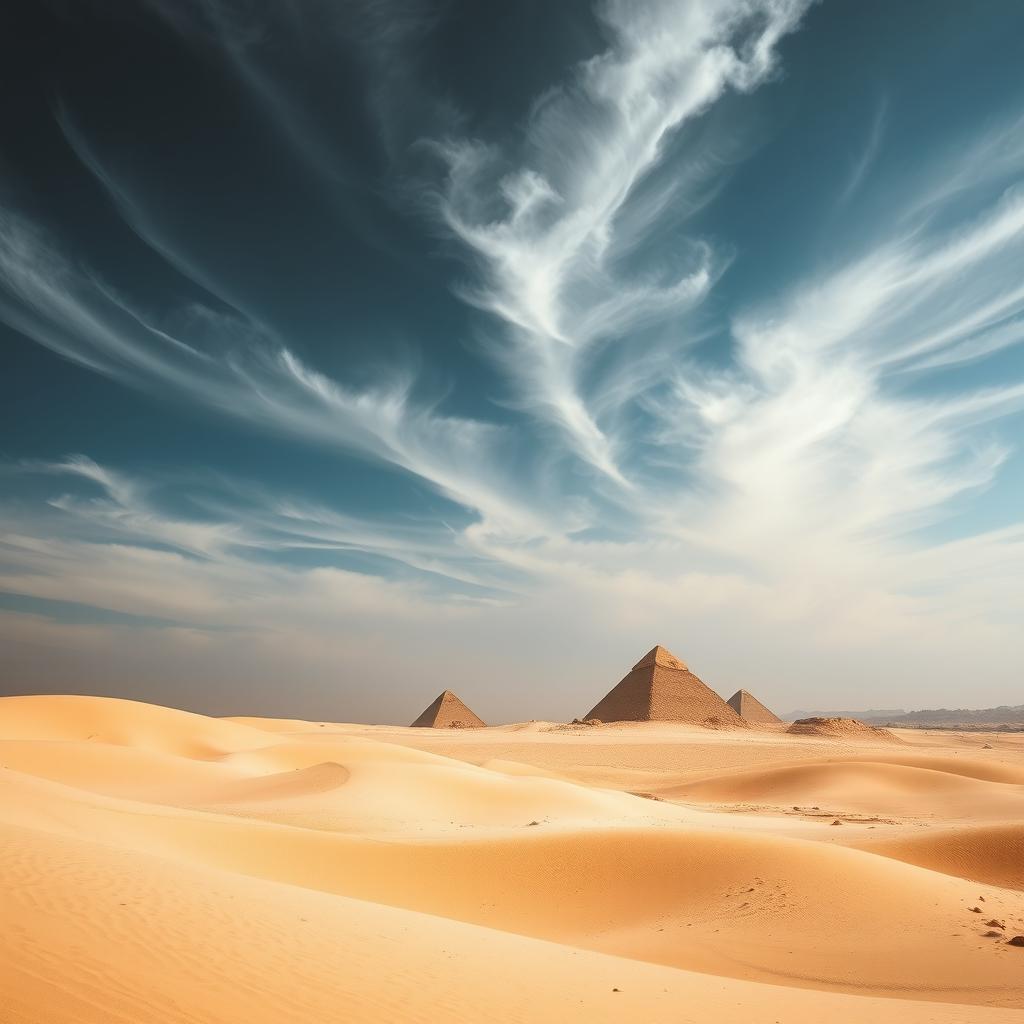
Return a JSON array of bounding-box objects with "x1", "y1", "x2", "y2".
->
[
  {"x1": 410, "y1": 690, "x2": 486, "y2": 729},
  {"x1": 726, "y1": 688, "x2": 782, "y2": 726},
  {"x1": 583, "y1": 646, "x2": 747, "y2": 727}
]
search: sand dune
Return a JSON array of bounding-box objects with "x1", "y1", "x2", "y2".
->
[
  {"x1": 669, "y1": 759, "x2": 1024, "y2": 819},
  {"x1": 0, "y1": 694, "x2": 273, "y2": 758},
  {"x1": 4, "y1": 764, "x2": 1021, "y2": 1004},
  {"x1": 2, "y1": 694, "x2": 1024, "y2": 1022},
  {"x1": 6, "y1": 821, "x2": 1016, "y2": 1024},
  {"x1": 856, "y1": 823, "x2": 1024, "y2": 891}
]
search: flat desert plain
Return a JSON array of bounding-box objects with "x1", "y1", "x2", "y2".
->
[{"x1": 2, "y1": 695, "x2": 1024, "y2": 1022}]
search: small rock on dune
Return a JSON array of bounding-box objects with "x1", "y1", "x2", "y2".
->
[{"x1": 1007, "y1": 936, "x2": 1024, "y2": 947}]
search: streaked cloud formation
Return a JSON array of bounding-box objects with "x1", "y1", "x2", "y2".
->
[
  {"x1": 1, "y1": 0, "x2": 1023, "y2": 718},
  {"x1": 439, "y1": 0, "x2": 809, "y2": 481}
]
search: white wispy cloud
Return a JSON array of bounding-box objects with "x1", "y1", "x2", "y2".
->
[
  {"x1": 8, "y1": 456, "x2": 512, "y2": 595},
  {"x1": 837, "y1": 97, "x2": 887, "y2": 206},
  {"x1": 907, "y1": 111, "x2": 1024, "y2": 221},
  {"x1": 0, "y1": 205, "x2": 570, "y2": 548},
  {"x1": 144, "y1": 0, "x2": 457, "y2": 181},
  {"x1": 658, "y1": 176, "x2": 1024, "y2": 573},
  {"x1": 437, "y1": 0, "x2": 812, "y2": 484}
]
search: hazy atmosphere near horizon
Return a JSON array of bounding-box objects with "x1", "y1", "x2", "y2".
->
[{"x1": 2, "y1": 0, "x2": 1024, "y2": 723}]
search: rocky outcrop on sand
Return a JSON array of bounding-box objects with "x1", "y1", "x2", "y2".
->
[{"x1": 787, "y1": 717, "x2": 900, "y2": 742}]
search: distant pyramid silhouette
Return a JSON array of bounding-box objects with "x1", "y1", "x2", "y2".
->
[
  {"x1": 584, "y1": 646, "x2": 747, "y2": 727},
  {"x1": 410, "y1": 690, "x2": 486, "y2": 729},
  {"x1": 726, "y1": 688, "x2": 782, "y2": 725}
]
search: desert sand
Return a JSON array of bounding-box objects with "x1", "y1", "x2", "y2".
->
[{"x1": 2, "y1": 694, "x2": 1024, "y2": 1022}]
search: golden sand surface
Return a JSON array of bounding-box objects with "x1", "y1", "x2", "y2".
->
[{"x1": 3, "y1": 693, "x2": 1024, "y2": 1022}]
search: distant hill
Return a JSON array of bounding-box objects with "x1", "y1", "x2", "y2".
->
[
  {"x1": 866, "y1": 705, "x2": 1024, "y2": 727},
  {"x1": 784, "y1": 705, "x2": 1024, "y2": 730}
]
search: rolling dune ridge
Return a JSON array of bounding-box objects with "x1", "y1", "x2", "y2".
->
[{"x1": 2, "y1": 694, "x2": 1023, "y2": 1022}]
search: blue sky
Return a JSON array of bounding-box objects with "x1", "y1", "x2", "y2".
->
[{"x1": 2, "y1": 0, "x2": 1023, "y2": 720}]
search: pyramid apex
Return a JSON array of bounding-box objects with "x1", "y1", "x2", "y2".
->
[{"x1": 632, "y1": 645, "x2": 688, "y2": 671}]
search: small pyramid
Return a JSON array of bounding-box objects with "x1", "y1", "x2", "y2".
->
[
  {"x1": 410, "y1": 690, "x2": 486, "y2": 729},
  {"x1": 583, "y1": 645, "x2": 747, "y2": 727},
  {"x1": 726, "y1": 688, "x2": 782, "y2": 726}
]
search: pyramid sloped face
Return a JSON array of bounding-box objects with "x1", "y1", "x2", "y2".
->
[
  {"x1": 585, "y1": 647, "x2": 747, "y2": 727},
  {"x1": 410, "y1": 690, "x2": 486, "y2": 729},
  {"x1": 727, "y1": 689, "x2": 783, "y2": 726}
]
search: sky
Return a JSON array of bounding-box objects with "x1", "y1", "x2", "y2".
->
[{"x1": 2, "y1": 0, "x2": 1024, "y2": 722}]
